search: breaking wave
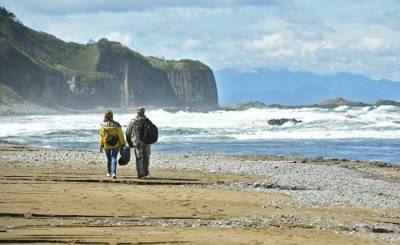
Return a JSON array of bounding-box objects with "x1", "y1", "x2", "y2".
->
[{"x1": 1, "y1": 105, "x2": 400, "y2": 163}]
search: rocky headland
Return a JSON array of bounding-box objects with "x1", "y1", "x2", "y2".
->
[{"x1": 0, "y1": 8, "x2": 219, "y2": 112}]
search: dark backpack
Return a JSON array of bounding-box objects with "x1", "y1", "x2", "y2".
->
[
  {"x1": 141, "y1": 118, "x2": 158, "y2": 144},
  {"x1": 105, "y1": 134, "x2": 118, "y2": 146}
]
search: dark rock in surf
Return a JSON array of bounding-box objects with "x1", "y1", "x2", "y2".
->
[
  {"x1": 315, "y1": 97, "x2": 370, "y2": 108},
  {"x1": 267, "y1": 118, "x2": 302, "y2": 126},
  {"x1": 224, "y1": 101, "x2": 267, "y2": 111}
]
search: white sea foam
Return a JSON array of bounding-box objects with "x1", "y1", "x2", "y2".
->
[{"x1": 1, "y1": 106, "x2": 400, "y2": 140}]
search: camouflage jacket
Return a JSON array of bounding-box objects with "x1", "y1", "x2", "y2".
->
[{"x1": 126, "y1": 115, "x2": 147, "y2": 147}]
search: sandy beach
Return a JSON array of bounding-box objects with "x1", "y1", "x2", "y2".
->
[{"x1": 0, "y1": 141, "x2": 399, "y2": 244}]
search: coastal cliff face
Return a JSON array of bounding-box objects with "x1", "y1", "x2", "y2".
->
[
  {"x1": 0, "y1": 8, "x2": 219, "y2": 110},
  {"x1": 166, "y1": 68, "x2": 218, "y2": 108}
]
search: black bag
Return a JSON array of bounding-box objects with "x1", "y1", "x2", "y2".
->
[
  {"x1": 106, "y1": 134, "x2": 118, "y2": 146},
  {"x1": 141, "y1": 118, "x2": 158, "y2": 144},
  {"x1": 118, "y1": 146, "x2": 131, "y2": 166}
]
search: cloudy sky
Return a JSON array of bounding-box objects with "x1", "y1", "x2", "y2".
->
[{"x1": 1, "y1": 0, "x2": 400, "y2": 81}]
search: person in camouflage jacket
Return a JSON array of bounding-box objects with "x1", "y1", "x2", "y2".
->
[{"x1": 126, "y1": 107, "x2": 151, "y2": 178}]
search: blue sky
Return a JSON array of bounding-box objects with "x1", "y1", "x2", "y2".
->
[{"x1": 1, "y1": 0, "x2": 400, "y2": 81}]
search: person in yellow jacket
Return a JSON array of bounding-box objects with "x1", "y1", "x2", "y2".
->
[{"x1": 99, "y1": 110, "x2": 126, "y2": 179}]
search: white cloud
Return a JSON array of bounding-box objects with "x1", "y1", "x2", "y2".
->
[
  {"x1": 300, "y1": 42, "x2": 320, "y2": 53},
  {"x1": 181, "y1": 38, "x2": 203, "y2": 50},
  {"x1": 3, "y1": 0, "x2": 400, "y2": 80},
  {"x1": 345, "y1": 36, "x2": 390, "y2": 54},
  {"x1": 0, "y1": 0, "x2": 279, "y2": 14},
  {"x1": 256, "y1": 18, "x2": 289, "y2": 32},
  {"x1": 243, "y1": 32, "x2": 338, "y2": 60},
  {"x1": 298, "y1": 40, "x2": 338, "y2": 56},
  {"x1": 104, "y1": 32, "x2": 133, "y2": 47},
  {"x1": 244, "y1": 33, "x2": 286, "y2": 51},
  {"x1": 265, "y1": 48, "x2": 296, "y2": 59},
  {"x1": 358, "y1": 36, "x2": 388, "y2": 52}
]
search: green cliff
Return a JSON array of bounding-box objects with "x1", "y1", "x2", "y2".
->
[{"x1": 0, "y1": 7, "x2": 219, "y2": 110}]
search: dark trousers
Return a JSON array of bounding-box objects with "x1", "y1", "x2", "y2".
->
[{"x1": 134, "y1": 143, "x2": 151, "y2": 177}]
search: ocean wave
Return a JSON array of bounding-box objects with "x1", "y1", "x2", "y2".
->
[{"x1": 1, "y1": 107, "x2": 399, "y2": 142}]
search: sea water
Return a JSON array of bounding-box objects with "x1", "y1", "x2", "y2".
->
[{"x1": 1, "y1": 105, "x2": 400, "y2": 164}]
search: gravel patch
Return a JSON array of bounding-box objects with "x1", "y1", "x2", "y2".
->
[
  {"x1": 151, "y1": 154, "x2": 400, "y2": 209},
  {"x1": 3, "y1": 215, "x2": 399, "y2": 242},
  {"x1": 1, "y1": 145, "x2": 399, "y2": 209}
]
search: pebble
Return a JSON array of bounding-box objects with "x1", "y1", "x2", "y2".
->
[
  {"x1": 150, "y1": 154, "x2": 400, "y2": 209},
  {"x1": 1, "y1": 145, "x2": 399, "y2": 210}
]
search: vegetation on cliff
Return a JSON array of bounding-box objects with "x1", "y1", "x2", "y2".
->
[
  {"x1": 0, "y1": 84, "x2": 21, "y2": 105},
  {"x1": 146, "y1": 56, "x2": 210, "y2": 71},
  {"x1": 0, "y1": 7, "x2": 219, "y2": 109}
]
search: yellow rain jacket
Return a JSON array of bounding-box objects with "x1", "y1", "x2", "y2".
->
[{"x1": 99, "y1": 120, "x2": 126, "y2": 149}]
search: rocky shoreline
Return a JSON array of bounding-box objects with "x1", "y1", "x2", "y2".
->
[
  {"x1": 2, "y1": 97, "x2": 400, "y2": 116},
  {"x1": 1, "y1": 141, "x2": 399, "y2": 209},
  {"x1": 0, "y1": 141, "x2": 399, "y2": 243}
]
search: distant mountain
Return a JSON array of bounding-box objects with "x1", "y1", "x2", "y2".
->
[
  {"x1": 215, "y1": 68, "x2": 400, "y2": 106},
  {"x1": 0, "y1": 7, "x2": 218, "y2": 110}
]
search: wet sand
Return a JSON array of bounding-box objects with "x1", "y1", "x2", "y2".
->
[{"x1": 0, "y1": 142, "x2": 399, "y2": 244}]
